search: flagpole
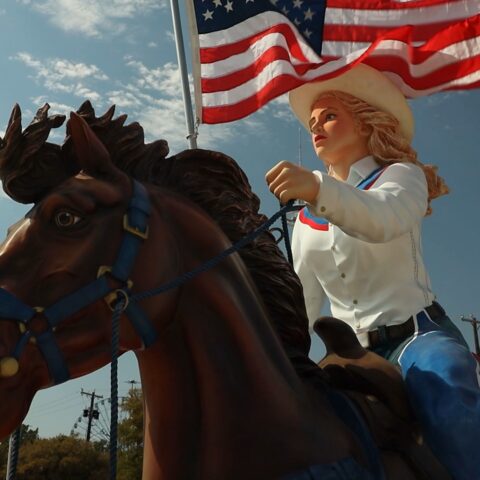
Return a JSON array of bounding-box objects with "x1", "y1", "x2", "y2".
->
[{"x1": 169, "y1": 0, "x2": 198, "y2": 149}]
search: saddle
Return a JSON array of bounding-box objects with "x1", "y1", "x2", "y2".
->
[{"x1": 314, "y1": 317, "x2": 452, "y2": 480}]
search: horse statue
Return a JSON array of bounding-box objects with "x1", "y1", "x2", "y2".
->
[{"x1": 0, "y1": 102, "x2": 452, "y2": 479}]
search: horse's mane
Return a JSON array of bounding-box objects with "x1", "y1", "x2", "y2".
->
[{"x1": 0, "y1": 101, "x2": 315, "y2": 371}]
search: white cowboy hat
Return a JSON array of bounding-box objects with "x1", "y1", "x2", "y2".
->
[{"x1": 289, "y1": 64, "x2": 414, "y2": 141}]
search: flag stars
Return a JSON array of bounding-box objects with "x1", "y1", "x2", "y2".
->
[
  {"x1": 303, "y1": 28, "x2": 312, "y2": 38},
  {"x1": 281, "y1": 5, "x2": 289, "y2": 15},
  {"x1": 213, "y1": 0, "x2": 222, "y2": 6},
  {"x1": 304, "y1": 8, "x2": 315, "y2": 21},
  {"x1": 224, "y1": 0, "x2": 234, "y2": 12},
  {"x1": 246, "y1": 0, "x2": 254, "y2": 2},
  {"x1": 269, "y1": 0, "x2": 278, "y2": 5},
  {"x1": 293, "y1": 0, "x2": 303, "y2": 8},
  {"x1": 294, "y1": 17, "x2": 301, "y2": 26},
  {"x1": 203, "y1": 8, "x2": 214, "y2": 20}
]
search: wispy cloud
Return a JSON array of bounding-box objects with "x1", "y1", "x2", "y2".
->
[
  {"x1": 423, "y1": 91, "x2": 464, "y2": 108},
  {"x1": 265, "y1": 93, "x2": 296, "y2": 122},
  {"x1": 10, "y1": 51, "x2": 269, "y2": 154},
  {"x1": 18, "y1": 0, "x2": 166, "y2": 37},
  {"x1": 12, "y1": 53, "x2": 108, "y2": 81},
  {"x1": 105, "y1": 58, "x2": 237, "y2": 152},
  {"x1": 124, "y1": 58, "x2": 181, "y2": 96},
  {"x1": 29, "y1": 98, "x2": 73, "y2": 142},
  {"x1": 30, "y1": 97, "x2": 74, "y2": 116},
  {"x1": 3, "y1": 98, "x2": 71, "y2": 142},
  {"x1": 107, "y1": 89, "x2": 144, "y2": 109},
  {"x1": 11, "y1": 52, "x2": 107, "y2": 103}
]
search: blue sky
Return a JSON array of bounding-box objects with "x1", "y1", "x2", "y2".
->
[{"x1": 0, "y1": 0, "x2": 479, "y2": 439}]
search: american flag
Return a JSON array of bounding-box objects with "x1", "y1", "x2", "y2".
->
[{"x1": 187, "y1": 0, "x2": 480, "y2": 124}]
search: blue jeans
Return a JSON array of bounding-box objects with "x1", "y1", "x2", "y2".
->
[{"x1": 370, "y1": 310, "x2": 480, "y2": 480}]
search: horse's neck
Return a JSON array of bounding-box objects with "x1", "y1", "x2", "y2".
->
[
  {"x1": 136, "y1": 263, "x2": 313, "y2": 477},
  {"x1": 135, "y1": 195, "x2": 361, "y2": 479}
]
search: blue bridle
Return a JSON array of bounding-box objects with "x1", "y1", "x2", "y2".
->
[
  {"x1": 0, "y1": 180, "x2": 303, "y2": 480},
  {"x1": 0, "y1": 180, "x2": 157, "y2": 385},
  {"x1": 0, "y1": 173, "x2": 303, "y2": 388}
]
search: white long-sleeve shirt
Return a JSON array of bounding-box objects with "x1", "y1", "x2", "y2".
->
[{"x1": 292, "y1": 156, "x2": 435, "y2": 347}]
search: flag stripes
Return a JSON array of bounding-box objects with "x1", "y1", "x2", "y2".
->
[{"x1": 189, "y1": 0, "x2": 480, "y2": 124}]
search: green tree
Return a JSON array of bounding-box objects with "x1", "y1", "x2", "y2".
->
[
  {"x1": 14, "y1": 435, "x2": 108, "y2": 480},
  {"x1": 118, "y1": 388, "x2": 144, "y2": 480},
  {"x1": 0, "y1": 390, "x2": 145, "y2": 479}
]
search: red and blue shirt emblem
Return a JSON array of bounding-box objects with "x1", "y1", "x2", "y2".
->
[{"x1": 299, "y1": 166, "x2": 387, "y2": 231}]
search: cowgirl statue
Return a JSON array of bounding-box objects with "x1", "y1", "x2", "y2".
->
[{"x1": 266, "y1": 64, "x2": 480, "y2": 480}]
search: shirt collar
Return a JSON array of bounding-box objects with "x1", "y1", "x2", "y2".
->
[{"x1": 346, "y1": 156, "x2": 380, "y2": 186}]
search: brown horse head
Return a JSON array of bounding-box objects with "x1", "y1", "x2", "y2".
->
[{"x1": 0, "y1": 113, "x2": 152, "y2": 438}]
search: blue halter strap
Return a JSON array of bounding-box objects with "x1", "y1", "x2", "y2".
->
[
  {"x1": 0, "y1": 180, "x2": 156, "y2": 385},
  {"x1": 0, "y1": 183, "x2": 303, "y2": 387}
]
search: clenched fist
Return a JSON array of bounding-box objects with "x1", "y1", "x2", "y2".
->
[{"x1": 265, "y1": 161, "x2": 320, "y2": 204}]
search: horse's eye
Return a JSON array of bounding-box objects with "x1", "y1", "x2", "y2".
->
[{"x1": 54, "y1": 211, "x2": 82, "y2": 228}]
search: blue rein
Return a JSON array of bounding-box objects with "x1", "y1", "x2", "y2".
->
[
  {"x1": 0, "y1": 180, "x2": 301, "y2": 479},
  {"x1": 0, "y1": 181, "x2": 301, "y2": 384}
]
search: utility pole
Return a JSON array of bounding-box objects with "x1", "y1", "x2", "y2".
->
[
  {"x1": 125, "y1": 379, "x2": 140, "y2": 392},
  {"x1": 81, "y1": 389, "x2": 103, "y2": 442},
  {"x1": 461, "y1": 314, "x2": 480, "y2": 355}
]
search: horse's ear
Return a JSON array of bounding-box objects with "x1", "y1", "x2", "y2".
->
[{"x1": 68, "y1": 112, "x2": 118, "y2": 179}]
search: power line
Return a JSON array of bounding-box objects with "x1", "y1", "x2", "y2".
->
[
  {"x1": 80, "y1": 389, "x2": 103, "y2": 442},
  {"x1": 29, "y1": 392, "x2": 80, "y2": 414},
  {"x1": 31, "y1": 392, "x2": 79, "y2": 410},
  {"x1": 28, "y1": 400, "x2": 84, "y2": 419}
]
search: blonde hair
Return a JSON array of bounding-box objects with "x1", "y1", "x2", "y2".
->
[{"x1": 316, "y1": 90, "x2": 449, "y2": 215}]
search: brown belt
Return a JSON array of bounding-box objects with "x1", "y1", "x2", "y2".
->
[{"x1": 368, "y1": 302, "x2": 445, "y2": 349}]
